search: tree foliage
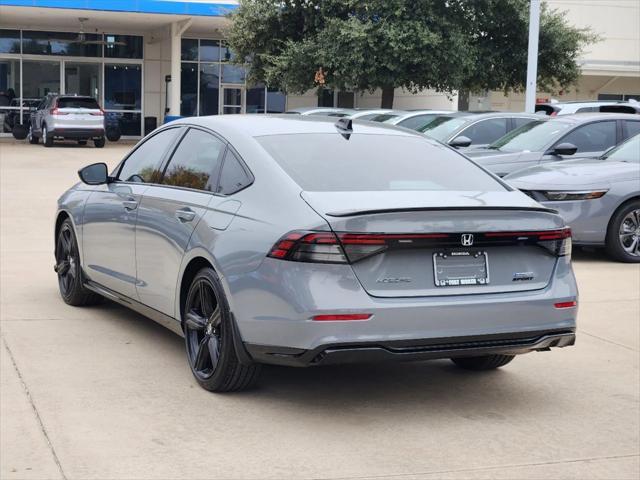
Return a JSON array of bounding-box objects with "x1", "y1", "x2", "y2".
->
[{"x1": 226, "y1": 0, "x2": 597, "y2": 107}]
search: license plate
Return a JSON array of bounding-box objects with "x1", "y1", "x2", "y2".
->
[{"x1": 433, "y1": 251, "x2": 489, "y2": 287}]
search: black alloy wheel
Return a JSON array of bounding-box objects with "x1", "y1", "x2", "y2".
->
[
  {"x1": 55, "y1": 219, "x2": 101, "y2": 306},
  {"x1": 183, "y1": 268, "x2": 261, "y2": 392}
]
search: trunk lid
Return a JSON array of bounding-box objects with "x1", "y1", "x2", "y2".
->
[{"x1": 301, "y1": 190, "x2": 564, "y2": 298}]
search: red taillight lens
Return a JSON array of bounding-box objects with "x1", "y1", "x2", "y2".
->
[
  {"x1": 485, "y1": 227, "x2": 572, "y2": 257},
  {"x1": 50, "y1": 107, "x2": 68, "y2": 116},
  {"x1": 267, "y1": 231, "x2": 348, "y2": 263},
  {"x1": 312, "y1": 314, "x2": 372, "y2": 321},
  {"x1": 91, "y1": 109, "x2": 104, "y2": 116},
  {"x1": 554, "y1": 301, "x2": 577, "y2": 309}
]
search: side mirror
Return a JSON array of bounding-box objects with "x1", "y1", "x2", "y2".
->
[
  {"x1": 449, "y1": 136, "x2": 472, "y2": 148},
  {"x1": 550, "y1": 142, "x2": 578, "y2": 156},
  {"x1": 78, "y1": 162, "x2": 109, "y2": 185}
]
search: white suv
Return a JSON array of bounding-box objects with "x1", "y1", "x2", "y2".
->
[
  {"x1": 28, "y1": 94, "x2": 106, "y2": 148},
  {"x1": 535, "y1": 100, "x2": 640, "y2": 116}
]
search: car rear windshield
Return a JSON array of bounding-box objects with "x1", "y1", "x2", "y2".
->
[
  {"x1": 57, "y1": 97, "x2": 100, "y2": 109},
  {"x1": 257, "y1": 133, "x2": 506, "y2": 192}
]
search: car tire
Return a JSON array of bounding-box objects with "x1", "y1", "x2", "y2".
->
[
  {"x1": 606, "y1": 200, "x2": 640, "y2": 263},
  {"x1": 106, "y1": 126, "x2": 121, "y2": 142},
  {"x1": 183, "y1": 267, "x2": 261, "y2": 392},
  {"x1": 55, "y1": 219, "x2": 102, "y2": 306},
  {"x1": 94, "y1": 137, "x2": 105, "y2": 148},
  {"x1": 28, "y1": 125, "x2": 39, "y2": 144},
  {"x1": 12, "y1": 123, "x2": 28, "y2": 140},
  {"x1": 451, "y1": 354, "x2": 515, "y2": 371},
  {"x1": 43, "y1": 124, "x2": 53, "y2": 147},
  {"x1": 78, "y1": 140, "x2": 87, "y2": 146}
]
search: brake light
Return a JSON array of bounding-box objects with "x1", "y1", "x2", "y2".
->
[
  {"x1": 50, "y1": 107, "x2": 68, "y2": 115},
  {"x1": 91, "y1": 108, "x2": 105, "y2": 116},
  {"x1": 486, "y1": 228, "x2": 572, "y2": 257},
  {"x1": 312, "y1": 314, "x2": 372, "y2": 321},
  {"x1": 554, "y1": 301, "x2": 577, "y2": 309},
  {"x1": 267, "y1": 231, "x2": 347, "y2": 263}
]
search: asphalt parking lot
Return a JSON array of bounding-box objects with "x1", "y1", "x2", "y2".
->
[{"x1": 1, "y1": 138, "x2": 639, "y2": 480}]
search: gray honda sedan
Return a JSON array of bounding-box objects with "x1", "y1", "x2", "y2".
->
[
  {"x1": 55, "y1": 115, "x2": 577, "y2": 392},
  {"x1": 506, "y1": 134, "x2": 640, "y2": 262}
]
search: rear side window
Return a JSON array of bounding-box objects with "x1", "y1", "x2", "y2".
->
[
  {"x1": 217, "y1": 150, "x2": 252, "y2": 195},
  {"x1": 559, "y1": 121, "x2": 617, "y2": 153},
  {"x1": 257, "y1": 133, "x2": 505, "y2": 192},
  {"x1": 513, "y1": 117, "x2": 536, "y2": 129},
  {"x1": 623, "y1": 120, "x2": 640, "y2": 139},
  {"x1": 162, "y1": 128, "x2": 225, "y2": 191},
  {"x1": 458, "y1": 118, "x2": 508, "y2": 144},
  {"x1": 57, "y1": 97, "x2": 100, "y2": 109},
  {"x1": 118, "y1": 128, "x2": 180, "y2": 183}
]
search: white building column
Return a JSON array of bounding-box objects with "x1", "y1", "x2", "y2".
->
[{"x1": 169, "y1": 18, "x2": 193, "y2": 116}]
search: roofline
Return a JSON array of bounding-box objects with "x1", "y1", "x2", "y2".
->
[{"x1": 0, "y1": 0, "x2": 238, "y2": 17}]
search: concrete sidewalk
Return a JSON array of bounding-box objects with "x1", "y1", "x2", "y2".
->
[{"x1": 1, "y1": 139, "x2": 638, "y2": 479}]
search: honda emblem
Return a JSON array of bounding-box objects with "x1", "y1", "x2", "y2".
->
[{"x1": 461, "y1": 234, "x2": 474, "y2": 246}]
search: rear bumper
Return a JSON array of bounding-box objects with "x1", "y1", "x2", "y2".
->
[
  {"x1": 50, "y1": 128, "x2": 104, "y2": 139},
  {"x1": 245, "y1": 329, "x2": 576, "y2": 366}
]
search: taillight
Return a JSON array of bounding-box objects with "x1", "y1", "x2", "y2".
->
[
  {"x1": 554, "y1": 301, "x2": 577, "y2": 309},
  {"x1": 312, "y1": 314, "x2": 372, "y2": 321},
  {"x1": 50, "y1": 107, "x2": 68, "y2": 116},
  {"x1": 91, "y1": 109, "x2": 104, "y2": 116},
  {"x1": 267, "y1": 231, "x2": 348, "y2": 263},
  {"x1": 485, "y1": 227, "x2": 572, "y2": 257}
]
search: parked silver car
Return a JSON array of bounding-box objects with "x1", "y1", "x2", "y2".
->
[
  {"x1": 535, "y1": 100, "x2": 640, "y2": 116},
  {"x1": 506, "y1": 134, "x2": 640, "y2": 262},
  {"x1": 467, "y1": 113, "x2": 640, "y2": 176},
  {"x1": 419, "y1": 112, "x2": 541, "y2": 149},
  {"x1": 28, "y1": 94, "x2": 106, "y2": 147},
  {"x1": 55, "y1": 116, "x2": 577, "y2": 392}
]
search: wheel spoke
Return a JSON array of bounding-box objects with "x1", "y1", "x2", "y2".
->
[
  {"x1": 208, "y1": 336, "x2": 220, "y2": 368},
  {"x1": 193, "y1": 335, "x2": 211, "y2": 371},
  {"x1": 185, "y1": 311, "x2": 207, "y2": 331},
  {"x1": 624, "y1": 237, "x2": 638, "y2": 254},
  {"x1": 56, "y1": 260, "x2": 70, "y2": 276},
  {"x1": 210, "y1": 305, "x2": 222, "y2": 328}
]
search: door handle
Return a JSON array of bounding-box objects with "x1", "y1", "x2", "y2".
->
[
  {"x1": 175, "y1": 207, "x2": 196, "y2": 223},
  {"x1": 122, "y1": 199, "x2": 138, "y2": 211}
]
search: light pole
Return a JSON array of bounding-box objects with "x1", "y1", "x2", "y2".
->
[{"x1": 525, "y1": 0, "x2": 541, "y2": 113}]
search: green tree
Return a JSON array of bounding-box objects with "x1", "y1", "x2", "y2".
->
[{"x1": 227, "y1": 0, "x2": 596, "y2": 108}]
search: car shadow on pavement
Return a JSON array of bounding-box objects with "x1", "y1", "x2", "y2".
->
[{"x1": 97, "y1": 300, "x2": 554, "y2": 414}]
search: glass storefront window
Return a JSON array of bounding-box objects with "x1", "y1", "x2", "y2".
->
[
  {"x1": 104, "y1": 64, "x2": 141, "y2": 110},
  {"x1": 104, "y1": 34, "x2": 143, "y2": 59},
  {"x1": 22, "y1": 30, "x2": 101, "y2": 57},
  {"x1": 247, "y1": 85, "x2": 265, "y2": 113},
  {"x1": 0, "y1": 58, "x2": 21, "y2": 133},
  {"x1": 181, "y1": 63, "x2": 197, "y2": 116},
  {"x1": 22, "y1": 60, "x2": 60, "y2": 98},
  {"x1": 65, "y1": 63, "x2": 101, "y2": 99},
  {"x1": 199, "y1": 64, "x2": 220, "y2": 116},
  {"x1": 200, "y1": 40, "x2": 221, "y2": 62},
  {"x1": 182, "y1": 39, "x2": 198, "y2": 61},
  {"x1": 220, "y1": 42, "x2": 235, "y2": 62},
  {"x1": 267, "y1": 88, "x2": 286, "y2": 113},
  {"x1": 221, "y1": 64, "x2": 246, "y2": 84},
  {"x1": 106, "y1": 112, "x2": 141, "y2": 136},
  {"x1": 0, "y1": 29, "x2": 21, "y2": 54}
]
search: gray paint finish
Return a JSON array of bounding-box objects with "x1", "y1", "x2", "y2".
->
[{"x1": 57, "y1": 115, "x2": 578, "y2": 358}]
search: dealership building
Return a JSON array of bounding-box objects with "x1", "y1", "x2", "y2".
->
[{"x1": 0, "y1": 0, "x2": 638, "y2": 138}]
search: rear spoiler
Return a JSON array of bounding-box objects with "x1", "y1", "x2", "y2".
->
[{"x1": 326, "y1": 205, "x2": 559, "y2": 217}]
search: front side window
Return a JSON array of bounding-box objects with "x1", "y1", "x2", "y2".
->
[
  {"x1": 558, "y1": 121, "x2": 617, "y2": 153},
  {"x1": 162, "y1": 129, "x2": 225, "y2": 191},
  {"x1": 117, "y1": 128, "x2": 180, "y2": 183},
  {"x1": 457, "y1": 118, "x2": 508, "y2": 145},
  {"x1": 217, "y1": 150, "x2": 252, "y2": 195},
  {"x1": 258, "y1": 133, "x2": 506, "y2": 192}
]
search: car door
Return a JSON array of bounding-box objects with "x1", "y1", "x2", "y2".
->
[
  {"x1": 452, "y1": 117, "x2": 508, "y2": 148},
  {"x1": 81, "y1": 127, "x2": 181, "y2": 298},
  {"x1": 540, "y1": 120, "x2": 618, "y2": 165},
  {"x1": 32, "y1": 97, "x2": 48, "y2": 135},
  {"x1": 135, "y1": 127, "x2": 227, "y2": 315}
]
